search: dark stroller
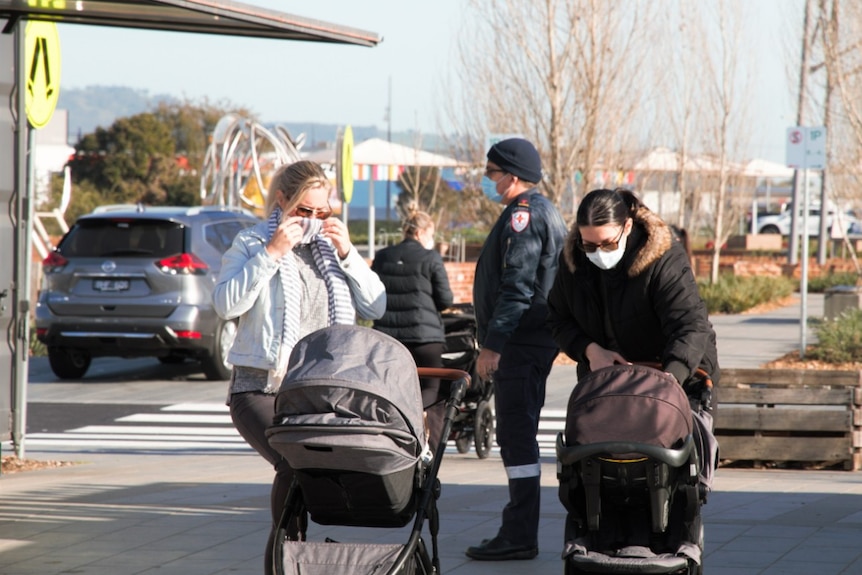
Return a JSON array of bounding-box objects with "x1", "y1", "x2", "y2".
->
[
  {"x1": 440, "y1": 303, "x2": 494, "y2": 459},
  {"x1": 266, "y1": 325, "x2": 469, "y2": 575},
  {"x1": 556, "y1": 363, "x2": 715, "y2": 575}
]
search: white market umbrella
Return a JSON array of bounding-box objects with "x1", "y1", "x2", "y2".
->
[
  {"x1": 633, "y1": 147, "x2": 722, "y2": 173},
  {"x1": 305, "y1": 138, "x2": 465, "y2": 257},
  {"x1": 305, "y1": 137, "x2": 463, "y2": 167}
]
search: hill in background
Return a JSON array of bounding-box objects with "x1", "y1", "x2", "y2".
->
[{"x1": 57, "y1": 85, "x2": 447, "y2": 152}]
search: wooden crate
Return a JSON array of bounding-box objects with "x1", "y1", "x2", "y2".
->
[{"x1": 715, "y1": 368, "x2": 862, "y2": 470}]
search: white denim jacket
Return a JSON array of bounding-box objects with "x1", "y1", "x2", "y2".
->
[{"x1": 212, "y1": 220, "x2": 386, "y2": 371}]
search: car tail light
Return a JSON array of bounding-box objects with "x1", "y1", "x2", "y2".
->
[
  {"x1": 42, "y1": 251, "x2": 69, "y2": 273},
  {"x1": 174, "y1": 330, "x2": 202, "y2": 339},
  {"x1": 36, "y1": 328, "x2": 47, "y2": 338},
  {"x1": 155, "y1": 253, "x2": 208, "y2": 275}
]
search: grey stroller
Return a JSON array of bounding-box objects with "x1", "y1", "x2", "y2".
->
[
  {"x1": 266, "y1": 325, "x2": 469, "y2": 575},
  {"x1": 556, "y1": 363, "x2": 715, "y2": 575}
]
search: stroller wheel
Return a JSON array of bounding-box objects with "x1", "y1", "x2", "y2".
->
[
  {"x1": 474, "y1": 401, "x2": 495, "y2": 459},
  {"x1": 455, "y1": 433, "x2": 472, "y2": 454}
]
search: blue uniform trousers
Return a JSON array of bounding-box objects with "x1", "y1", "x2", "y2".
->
[{"x1": 493, "y1": 343, "x2": 557, "y2": 546}]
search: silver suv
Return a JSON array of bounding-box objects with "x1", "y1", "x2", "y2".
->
[{"x1": 35, "y1": 205, "x2": 260, "y2": 380}]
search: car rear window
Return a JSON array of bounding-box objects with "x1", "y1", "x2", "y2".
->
[
  {"x1": 60, "y1": 218, "x2": 185, "y2": 257},
  {"x1": 204, "y1": 220, "x2": 255, "y2": 254}
]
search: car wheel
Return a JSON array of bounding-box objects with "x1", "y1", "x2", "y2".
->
[
  {"x1": 474, "y1": 400, "x2": 495, "y2": 459},
  {"x1": 47, "y1": 346, "x2": 92, "y2": 379},
  {"x1": 201, "y1": 320, "x2": 236, "y2": 381},
  {"x1": 759, "y1": 225, "x2": 781, "y2": 234}
]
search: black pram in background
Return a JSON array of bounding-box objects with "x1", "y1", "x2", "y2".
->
[
  {"x1": 440, "y1": 303, "x2": 495, "y2": 459},
  {"x1": 556, "y1": 363, "x2": 717, "y2": 575},
  {"x1": 266, "y1": 325, "x2": 469, "y2": 575}
]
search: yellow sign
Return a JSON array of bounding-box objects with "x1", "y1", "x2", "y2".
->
[
  {"x1": 25, "y1": 20, "x2": 61, "y2": 129},
  {"x1": 341, "y1": 125, "x2": 354, "y2": 203}
]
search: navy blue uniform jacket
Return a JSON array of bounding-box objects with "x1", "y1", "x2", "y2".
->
[{"x1": 473, "y1": 189, "x2": 567, "y2": 353}]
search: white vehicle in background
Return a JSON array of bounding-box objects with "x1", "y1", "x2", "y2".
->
[{"x1": 756, "y1": 202, "x2": 861, "y2": 236}]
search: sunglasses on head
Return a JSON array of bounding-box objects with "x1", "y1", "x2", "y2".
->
[
  {"x1": 578, "y1": 225, "x2": 625, "y2": 253},
  {"x1": 294, "y1": 205, "x2": 332, "y2": 220}
]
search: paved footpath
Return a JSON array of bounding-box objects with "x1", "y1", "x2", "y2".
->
[{"x1": 4, "y1": 293, "x2": 862, "y2": 575}]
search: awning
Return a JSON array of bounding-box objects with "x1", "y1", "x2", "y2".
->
[
  {"x1": 0, "y1": 0, "x2": 381, "y2": 46},
  {"x1": 306, "y1": 138, "x2": 466, "y2": 168}
]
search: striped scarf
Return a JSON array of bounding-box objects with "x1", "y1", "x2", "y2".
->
[{"x1": 267, "y1": 207, "x2": 355, "y2": 390}]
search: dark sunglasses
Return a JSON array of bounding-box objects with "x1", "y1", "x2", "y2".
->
[
  {"x1": 578, "y1": 225, "x2": 625, "y2": 253},
  {"x1": 294, "y1": 205, "x2": 332, "y2": 220}
]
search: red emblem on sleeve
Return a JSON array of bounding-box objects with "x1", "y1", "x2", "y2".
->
[{"x1": 511, "y1": 210, "x2": 530, "y2": 232}]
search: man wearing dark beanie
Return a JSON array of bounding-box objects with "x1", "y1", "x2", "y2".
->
[{"x1": 467, "y1": 138, "x2": 567, "y2": 561}]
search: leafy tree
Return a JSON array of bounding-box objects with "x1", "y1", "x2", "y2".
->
[
  {"x1": 68, "y1": 112, "x2": 178, "y2": 205},
  {"x1": 152, "y1": 98, "x2": 255, "y2": 171},
  {"x1": 45, "y1": 99, "x2": 251, "y2": 222}
]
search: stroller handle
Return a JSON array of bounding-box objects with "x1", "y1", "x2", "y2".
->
[
  {"x1": 417, "y1": 367, "x2": 470, "y2": 404},
  {"x1": 631, "y1": 361, "x2": 714, "y2": 412},
  {"x1": 633, "y1": 361, "x2": 713, "y2": 389}
]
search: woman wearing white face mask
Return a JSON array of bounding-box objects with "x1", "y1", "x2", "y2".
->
[
  {"x1": 213, "y1": 160, "x2": 386, "y2": 575},
  {"x1": 371, "y1": 207, "x2": 454, "y2": 452},
  {"x1": 547, "y1": 188, "x2": 719, "y2": 389}
]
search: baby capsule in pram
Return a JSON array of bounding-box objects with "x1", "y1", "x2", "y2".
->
[
  {"x1": 556, "y1": 363, "x2": 715, "y2": 575},
  {"x1": 266, "y1": 325, "x2": 470, "y2": 575}
]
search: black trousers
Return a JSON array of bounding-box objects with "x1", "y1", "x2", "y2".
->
[
  {"x1": 230, "y1": 390, "x2": 291, "y2": 575},
  {"x1": 403, "y1": 341, "x2": 446, "y2": 453},
  {"x1": 493, "y1": 343, "x2": 557, "y2": 546}
]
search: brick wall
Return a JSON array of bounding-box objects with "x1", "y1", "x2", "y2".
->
[
  {"x1": 692, "y1": 251, "x2": 860, "y2": 280},
  {"x1": 443, "y1": 262, "x2": 476, "y2": 304},
  {"x1": 445, "y1": 254, "x2": 859, "y2": 305}
]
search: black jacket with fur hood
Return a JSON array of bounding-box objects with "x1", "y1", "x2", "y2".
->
[{"x1": 547, "y1": 207, "x2": 720, "y2": 386}]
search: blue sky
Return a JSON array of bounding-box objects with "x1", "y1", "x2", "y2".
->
[
  {"x1": 56, "y1": 1, "x2": 462, "y2": 134},
  {"x1": 54, "y1": 1, "x2": 800, "y2": 163}
]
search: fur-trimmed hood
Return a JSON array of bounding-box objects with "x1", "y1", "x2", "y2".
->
[{"x1": 562, "y1": 207, "x2": 673, "y2": 277}]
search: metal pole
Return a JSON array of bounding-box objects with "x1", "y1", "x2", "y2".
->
[
  {"x1": 800, "y1": 168, "x2": 809, "y2": 358},
  {"x1": 368, "y1": 172, "x2": 376, "y2": 258},
  {"x1": 12, "y1": 22, "x2": 31, "y2": 459},
  {"x1": 789, "y1": 0, "x2": 814, "y2": 266},
  {"x1": 386, "y1": 76, "x2": 392, "y2": 222}
]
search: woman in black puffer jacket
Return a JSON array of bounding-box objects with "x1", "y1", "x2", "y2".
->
[
  {"x1": 372, "y1": 208, "x2": 453, "y2": 450},
  {"x1": 548, "y1": 188, "x2": 719, "y2": 491}
]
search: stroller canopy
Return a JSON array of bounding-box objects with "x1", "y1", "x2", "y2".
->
[
  {"x1": 272, "y1": 325, "x2": 426, "y2": 471},
  {"x1": 566, "y1": 364, "x2": 693, "y2": 451}
]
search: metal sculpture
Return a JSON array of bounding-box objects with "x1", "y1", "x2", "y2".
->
[{"x1": 200, "y1": 114, "x2": 304, "y2": 212}]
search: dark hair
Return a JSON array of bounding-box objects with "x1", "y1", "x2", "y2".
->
[{"x1": 576, "y1": 188, "x2": 644, "y2": 227}]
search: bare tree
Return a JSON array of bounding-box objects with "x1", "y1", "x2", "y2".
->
[
  {"x1": 443, "y1": 0, "x2": 656, "y2": 215},
  {"x1": 696, "y1": 1, "x2": 756, "y2": 284},
  {"x1": 650, "y1": 0, "x2": 706, "y2": 231},
  {"x1": 816, "y1": 0, "x2": 862, "y2": 272}
]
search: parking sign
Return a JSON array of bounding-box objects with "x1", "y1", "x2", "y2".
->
[{"x1": 786, "y1": 126, "x2": 826, "y2": 170}]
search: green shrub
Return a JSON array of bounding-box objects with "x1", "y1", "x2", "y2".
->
[
  {"x1": 806, "y1": 271, "x2": 860, "y2": 293},
  {"x1": 808, "y1": 309, "x2": 862, "y2": 363},
  {"x1": 29, "y1": 328, "x2": 46, "y2": 357},
  {"x1": 698, "y1": 275, "x2": 795, "y2": 314}
]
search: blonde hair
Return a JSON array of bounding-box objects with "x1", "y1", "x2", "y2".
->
[
  {"x1": 402, "y1": 207, "x2": 434, "y2": 239},
  {"x1": 264, "y1": 160, "x2": 330, "y2": 216}
]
